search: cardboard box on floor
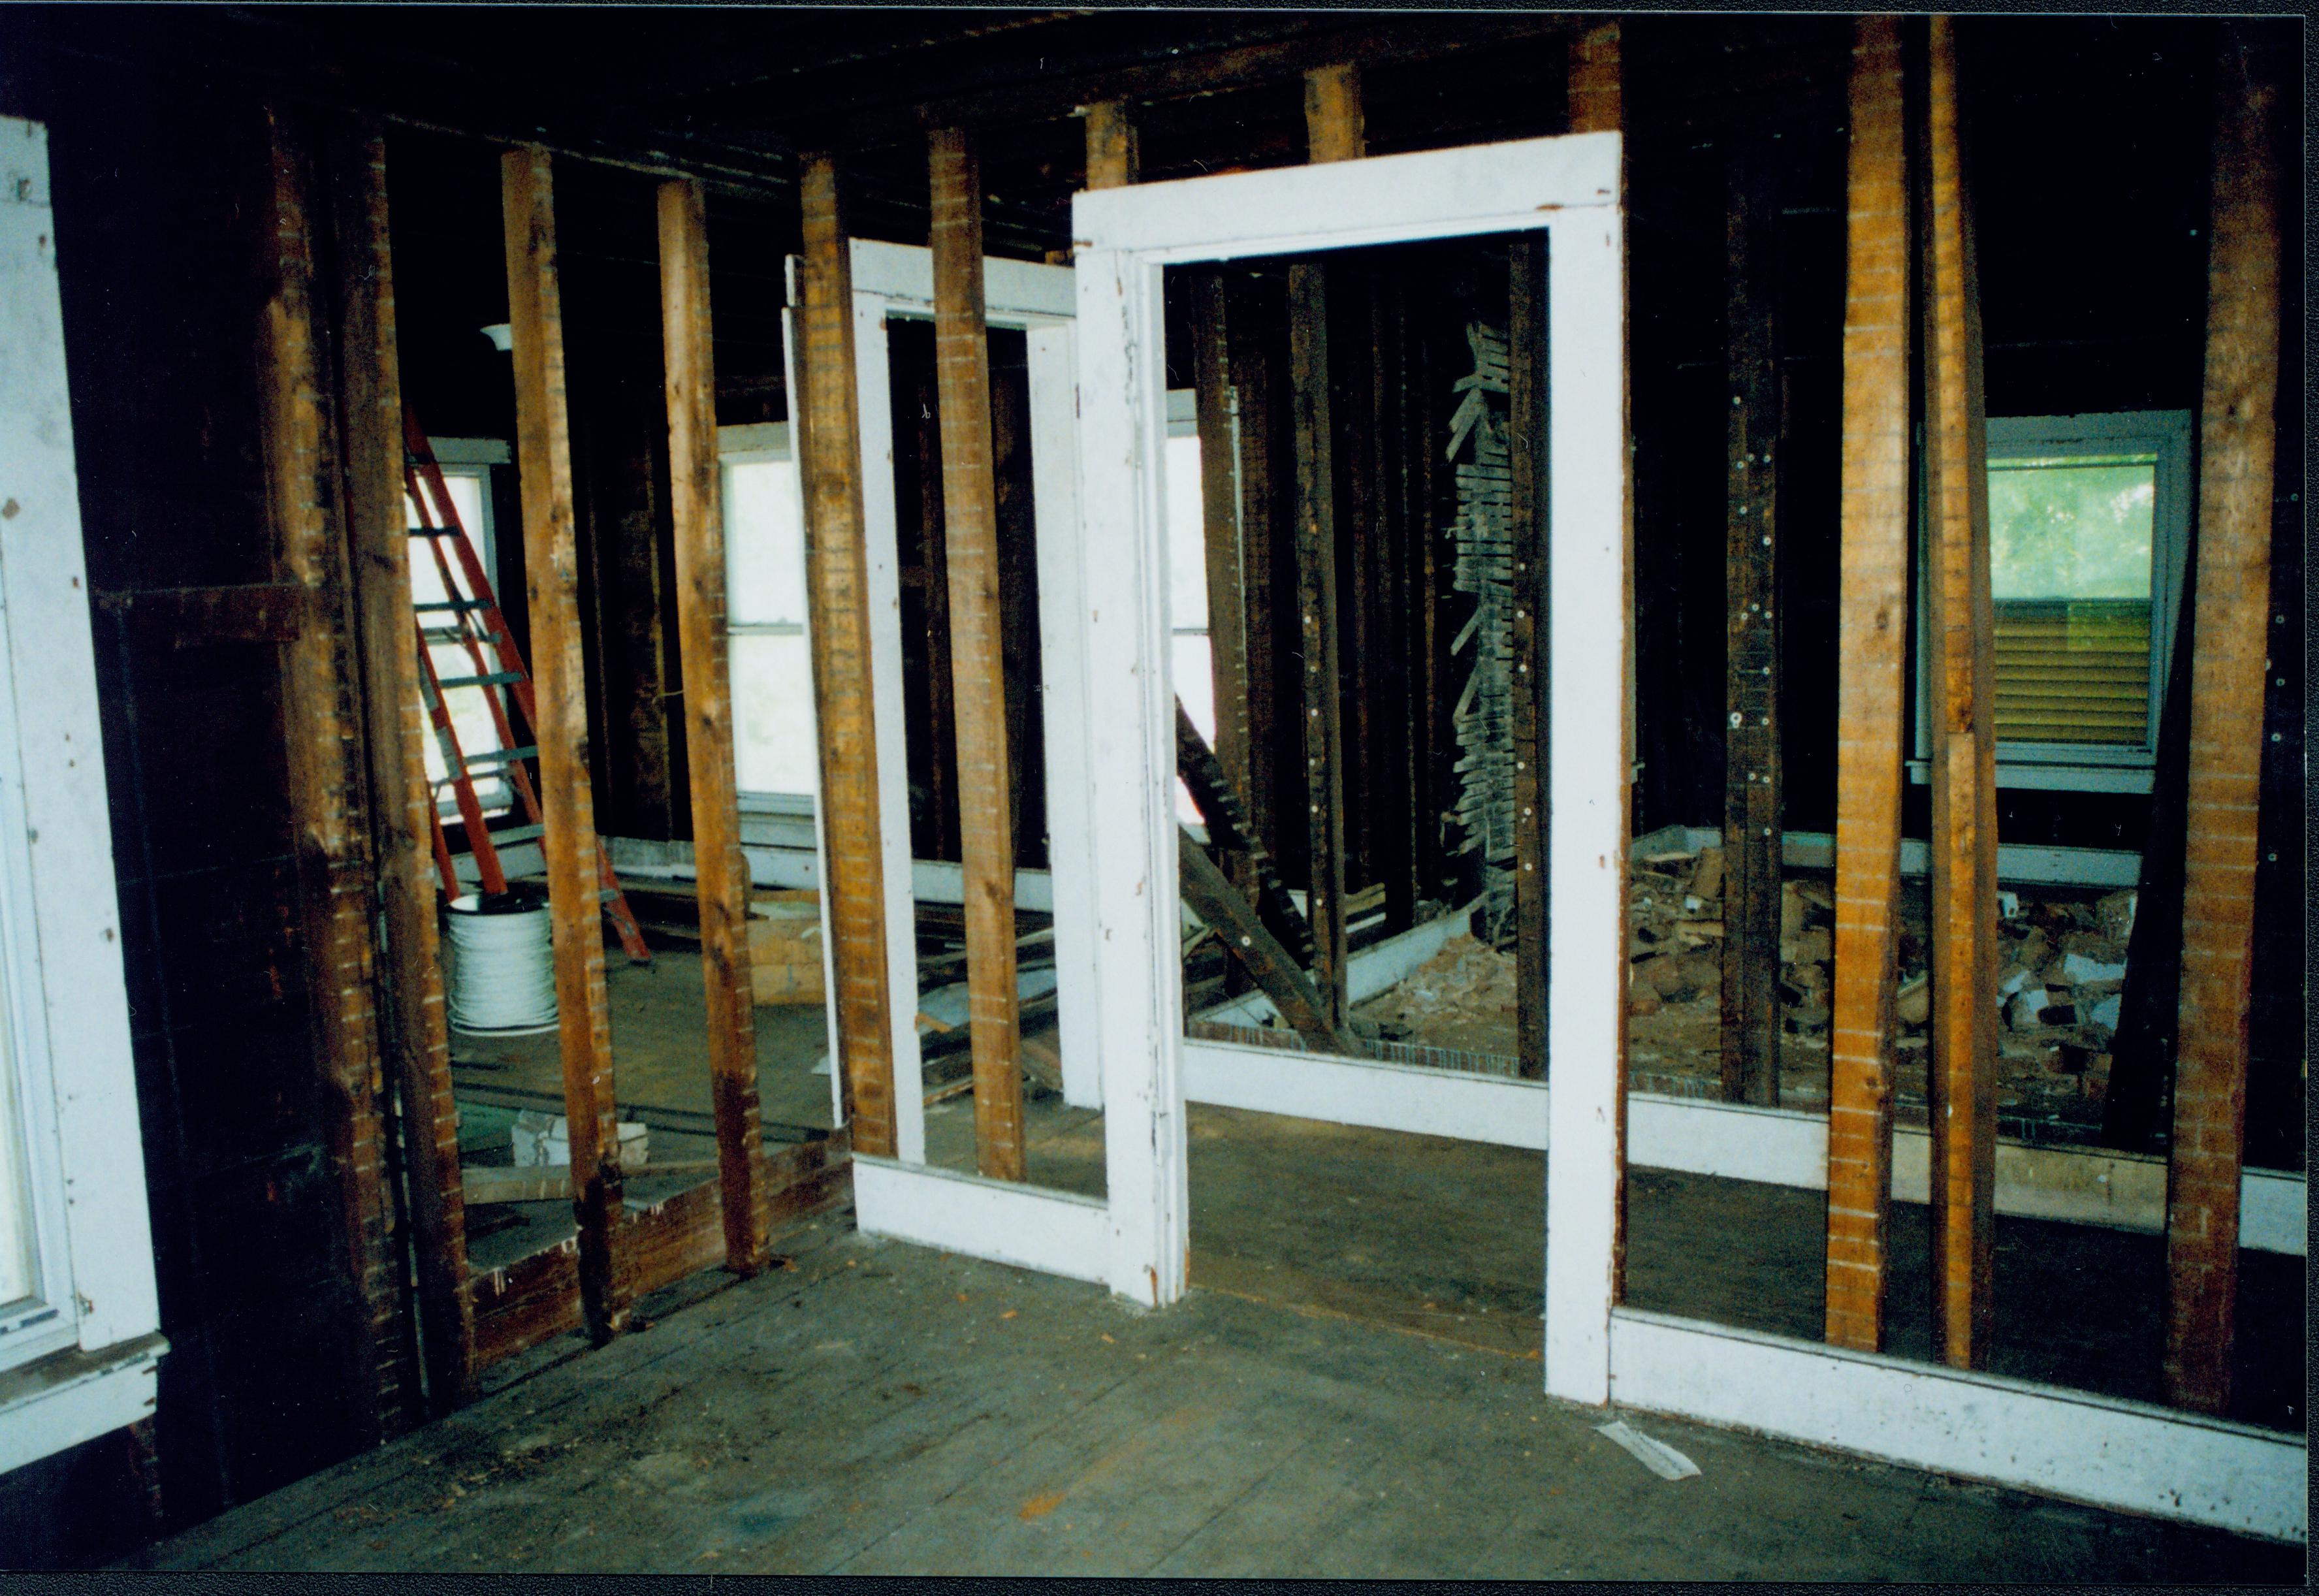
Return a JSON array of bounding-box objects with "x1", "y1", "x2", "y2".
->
[{"x1": 750, "y1": 889, "x2": 824, "y2": 1006}]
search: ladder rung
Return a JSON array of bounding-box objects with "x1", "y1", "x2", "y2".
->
[
  {"x1": 482, "y1": 824, "x2": 545, "y2": 846},
  {"x1": 409, "y1": 525, "x2": 462, "y2": 538},
  {"x1": 463, "y1": 746, "x2": 537, "y2": 769},
  {"x1": 414, "y1": 598, "x2": 490, "y2": 613},
  {"x1": 420, "y1": 626, "x2": 470, "y2": 645},
  {"x1": 438, "y1": 671, "x2": 523, "y2": 690}
]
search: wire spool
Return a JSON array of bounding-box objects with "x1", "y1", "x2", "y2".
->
[{"x1": 445, "y1": 886, "x2": 558, "y2": 1034}]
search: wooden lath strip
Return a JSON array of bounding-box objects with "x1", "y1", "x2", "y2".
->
[
  {"x1": 502, "y1": 145, "x2": 628, "y2": 1343},
  {"x1": 658, "y1": 176, "x2": 771, "y2": 1274},
  {"x1": 796, "y1": 155, "x2": 901, "y2": 1159},
  {"x1": 322, "y1": 113, "x2": 477, "y2": 1411},
  {"x1": 2162, "y1": 22, "x2": 2283, "y2": 1418},
  {"x1": 1821, "y1": 14, "x2": 1909, "y2": 1356},
  {"x1": 259, "y1": 104, "x2": 411, "y2": 1439},
  {"x1": 1507, "y1": 235, "x2": 1550, "y2": 1085},
  {"x1": 1719, "y1": 132, "x2": 1784, "y2": 1108},
  {"x1": 1287, "y1": 259, "x2": 1350, "y2": 1034},
  {"x1": 929, "y1": 126, "x2": 1028, "y2": 1183},
  {"x1": 1919, "y1": 16, "x2": 1999, "y2": 1371}
]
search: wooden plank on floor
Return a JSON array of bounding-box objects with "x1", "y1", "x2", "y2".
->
[
  {"x1": 1720, "y1": 134, "x2": 1783, "y2": 1109},
  {"x1": 1918, "y1": 17, "x2": 1998, "y2": 1371},
  {"x1": 929, "y1": 127, "x2": 1027, "y2": 1183},
  {"x1": 659, "y1": 175, "x2": 770, "y2": 1275},
  {"x1": 259, "y1": 104, "x2": 410, "y2": 1441},
  {"x1": 322, "y1": 112, "x2": 477, "y2": 1411},
  {"x1": 1303, "y1": 63, "x2": 1364, "y2": 163},
  {"x1": 1822, "y1": 14, "x2": 1910, "y2": 1356},
  {"x1": 1507, "y1": 234, "x2": 1549, "y2": 1084},
  {"x1": 2163, "y1": 22, "x2": 2283, "y2": 1418},
  {"x1": 503, "y1": 145, "x2": 628, "y2": 1344},
  {"x1": 1083, "y1": 100, "x2": 1138, "y2": 190},
  {"x1": 1287, "y1": 261, "x2": 1349, "y2": 1034},
  {"x1": 796, "y1": 155, "x2": 900, "y2": 1160}
]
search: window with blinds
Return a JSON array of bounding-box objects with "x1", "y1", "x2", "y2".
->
[
  {"x1": 1911, "y1": 411, "x2": 2190, "y2": 792},
  {"x1": 1988, "y1": 451, "x2": 2158, "y2": 746}
]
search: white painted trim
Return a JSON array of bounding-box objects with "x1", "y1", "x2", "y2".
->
[
  {"x1": 715, "y1": 420, "x2": 792, "y2": 459},
  {"x1": 1070, "y1": 133, "x2": 1622, "y2": 261},
  {"x1": 1075, "y1": 244, "x2": 1187, "y2": 1309},
  {"x1": 852, "y1": 1157, "x2": 1108, "y2": 1284},
  {"x1": 1609, "y1": 1308, "x2": 2307, "y2": 1544},
  {"x1": 0, "y1": 1337, "x2": 164, "y2": 1476},
  {"x1": 844, "y1": 303, "x2": 926, "y2": 1163},
  {"x1": 1541, "y1": 200, "x2": 1629, "y2": 1409},
  {"x1": 0, "y1": 116, "x2": 164, "y2": 1470},
  {"x1": 1185, "y1": 1040, "x2": 1547, "y2": 1148},
  {"x1": 848, "y1": 237, "x2": 1075, "y2": 325},
  {"x1": 1778, "y1": 829, "x2": 2143, "y2": 889},
  {"x1": 1028, "y1": 323, "x2": 1104, "y2": 1110},
  {"x1": 426, "y1": 435, "x2": 511, "y2": 467}
]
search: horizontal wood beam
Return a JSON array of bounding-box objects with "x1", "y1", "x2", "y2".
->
[{"x1": 91, "y1": 583, "x2": 314, "y2": 643}]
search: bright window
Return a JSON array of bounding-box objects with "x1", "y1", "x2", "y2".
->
[
  {"x1": 1914, "y1": 411, "x2": 2191, "y2": 792},
  {"x1": 1165, "y1": 388, "x2": 1236, "y2": 825},
  {"x1": 719, "y1": 423, "x2": 817, "y2": 806},
  {"x1": 406, "y1": 444, "x2": 514, "y2": 817}
]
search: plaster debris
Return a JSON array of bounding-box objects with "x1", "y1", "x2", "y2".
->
[{"x1": 1595, "y1": 1420, "x2": 1701, "y2": 1481}]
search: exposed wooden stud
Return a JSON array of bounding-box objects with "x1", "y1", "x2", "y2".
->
[
  {"x1": 796, "y1": 154, "x2": 901, "y2": 1159},
  {"x1": 1507, "y1": 234, "x2": 1550, "y2": 1084},
  {"x1": 1287, "y1": 260, "x2": 1349, "y2": 1034},
  {"x1": 1189, "y1": 267, "x2": 1255, "y2": 884},
  {"x1": 658, "y1": 176, "x2": 770, "y2": 1275},
  {"x1": 1303, "y1": 63, "x2": 1365, "y2": 163},
  {"x1": 1230, "y1": 278, "x2": 1282, "y2": 880},
  {"x1": 1919, "y1": 16, "x2": 1998, "y2": 1371},
  {"x1": 1177, "y1": 829, "x2": 1351, "y2": 1053},
  {"x1": 502, "y1": 145, "x2": 627, "y2": 1343},
  {"x1": 1083, "y1": 100, "x2": 1139, "y2": 190},
  {"x1": 1822, "y1": 14, "x2": 1910, "y2": 1355},
  {"x1": 1719, "y1": 135, "x2": 1783, "y2": 1109},
  {"x1": 1567, "y1": 21, "x2": 1624, "y2": 135},
  {"x1": 1372, "y1": 271, "x2": 1417, "y2": 931},
  {"x1": 259, "y1": 104, "x2": 409, "y2": 1440},
  {"x1": 929, "y1": 126, "x2": 1027, "y2": 1182},
  {"x1": 321, "y1": 115, "x2": 477, "y2": 1411},
  {"x1": 2163, "y1": 22, "x2": 2282, "y2": 1418}
]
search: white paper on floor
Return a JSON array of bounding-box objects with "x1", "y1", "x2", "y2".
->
[{"x1": 1595, "y1": 1419, "x2": 1701, "y2": 1481}]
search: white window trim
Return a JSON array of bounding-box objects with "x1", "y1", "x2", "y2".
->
[
  {"x1": 714, "y1": 420, "x2": 815, "y2": 824},
  {"x1": 0, "y1": 116, "x2": 165, "y2": 1473},
  {"x1": 1908, "y1": 409, "x2": 2194, "y2": 795},
  {"x1": 782, "y1": 239, "x2": 1085, "y2": 1149}
]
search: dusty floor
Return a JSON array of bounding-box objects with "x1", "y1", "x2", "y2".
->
[{"x1": 129, "y1": 1207, "x2": 2299, "y2": 1579}]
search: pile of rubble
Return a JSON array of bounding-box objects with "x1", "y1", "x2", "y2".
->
[
  {"x1": 1362, "y1": 933, "x2": 1521, "y2": 1057},
  {"x1": 1625, "y1": 831, "x2": 2135, "y2": 1129}
]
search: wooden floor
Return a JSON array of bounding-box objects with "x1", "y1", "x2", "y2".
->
[{"x1": 131, "y1": 1200, "x2": 2296, "y2": 1579}]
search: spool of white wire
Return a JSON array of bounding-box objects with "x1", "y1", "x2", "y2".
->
[{"x1": 445, "y1": 888, "x2": 558, "y2": 1034}]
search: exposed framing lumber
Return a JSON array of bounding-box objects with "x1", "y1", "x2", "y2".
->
[
  {"x1": 1822, "y1": 14, "x2": 1910, "y2": 1354},
  {"x1": 1230, "y1": 278, "x2": 1284, "y2": 908},
  {"x1": 1303, "y1": 63, "x2": 1365, "y2": 163},
  {"x1": 1287, "y1": 260, "x2": 1350, "y2": 1034},
  {"x1": 1369, "y1": 270, "x2": 1418, "y2": 931},
  {"x1": 1917, "y1": 18, "x2": 1999, "y2": 1371},
  {"x1": 1508, "y1": 235, "x2": 1551, "y2": 1085},
  {"x1": 1177, "y1": 829, "x2": 1349, "y2": 1053},
  {"x1": 1189, "y1": 267, "x2": 1255, "y2": 874},
  {"x1": 1083, "y1": 100, "x2": 1139, "y2": 190},
  {"x1": 1719, "y1": 134, "x2": 1783, "y2": 1108},
  {"x1": 1567, "y1": 21, "x2": 1623, "y2": 136},
  {"x1": 321, "y1": 114, "x2": 477, "y2": 1409},
  {"x1": 658, "y1": 176, "x2": 771, "y2": 1274},
  {"x1": 2163, "y1": 23, "x2": 2283, "y2": 1418},
  {"x1": 502, "y1": 145, "x2": 628, "y2": 1343},
  {"x1": 929, "y1": 127, "x2": 1028, "y2": 1182},
  {"x1": 89, "y1": 583, "x2": 312, "y2": 643},
  {"x1": 259, "y1": 104, "x2": 411, "y2": 1441},
  {"x1": 795, "y1": 156, "x2": 901, "y2": 1160}
]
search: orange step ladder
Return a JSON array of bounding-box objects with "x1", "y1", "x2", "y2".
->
[{"x1": 404, "y1": 411, "x2": 652, "y2": 964}]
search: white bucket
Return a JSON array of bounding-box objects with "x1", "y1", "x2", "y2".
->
[{"x1": 445, "y1": 889, "x2": 558, "y2": 1034}]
